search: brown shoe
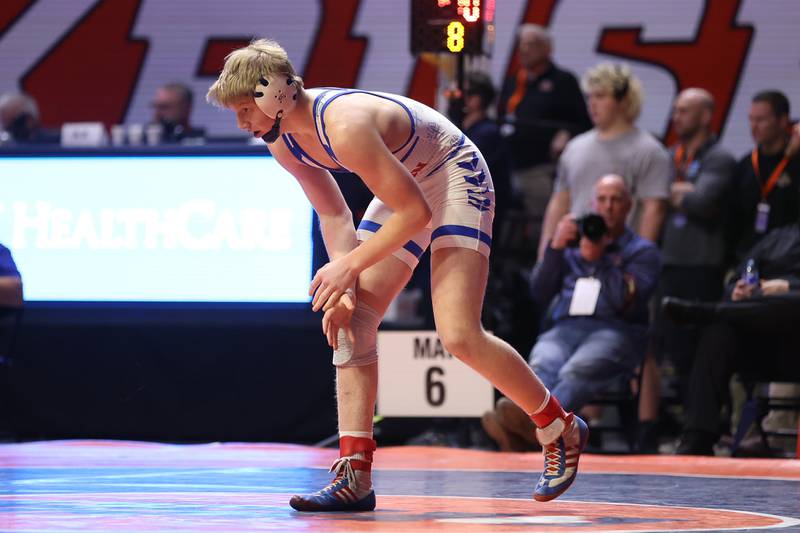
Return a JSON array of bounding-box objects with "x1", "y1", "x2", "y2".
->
[
  {"x1": 481, "y1": 410, "x2": 531, "y2": 452},
  {"x1": 495, "y1": 397, "x2": 539, "y2": 447}
]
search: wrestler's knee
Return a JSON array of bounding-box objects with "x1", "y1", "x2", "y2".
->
[
  {"x1": 333, "y1": 300, "x2": 381, "y2": 367},
  {"x1": 437, "y1": 323, "x2": 482, "y2": 364}
]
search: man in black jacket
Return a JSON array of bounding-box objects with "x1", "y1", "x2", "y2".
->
[
  {"x1": 731, "y1": 90, "x2": 800, "y2": 261},
  {"x1": 497, "y1": 24, "x2": 591, "y2": 216},
  {"x1": 664, "y1": 222, "x2": 800, "y2": 455},
  {"x1": 655, "y1": 88, "x2": 736, "y2": 377}
]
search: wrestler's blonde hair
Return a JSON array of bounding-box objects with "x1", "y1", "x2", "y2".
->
[
  {"x1": 582, "y1": 62, "x2": 643, "y2": 122},
  {"x1": 206, "y1": 39, "x2": 304, "y2": 108}
]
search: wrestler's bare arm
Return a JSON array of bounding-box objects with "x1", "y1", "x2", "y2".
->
[
  {"x1": 270, "y1": 141, "x2": 358, "y2": 262},
  {"x1": 322, "y1": 106, "x2": 431, "y2": 275}
]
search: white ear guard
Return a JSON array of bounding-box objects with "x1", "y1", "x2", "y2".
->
[{"x1": 253, "y1": 74, "x2": 298, "y2": 120}]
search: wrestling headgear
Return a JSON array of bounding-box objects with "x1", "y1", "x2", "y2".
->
[{"x1": 253, "y1": 74, "x2": 298, "y2": 144}]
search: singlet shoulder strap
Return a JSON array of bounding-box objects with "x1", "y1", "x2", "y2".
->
[
  {"x1": 281, "y1": 132, "x2": 344, "y2": 172},
  {"x1": 313, "y1": 89, "x2": 416, "y2": 166}
]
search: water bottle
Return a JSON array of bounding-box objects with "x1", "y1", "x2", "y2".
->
[{"x1": 743, "y1": 258, "x2": 759, "y2": 287}]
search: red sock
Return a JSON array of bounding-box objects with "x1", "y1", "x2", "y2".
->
[
  {"x1": 530, "y1": 393, "x2": 568, "y2": 429},
  {"x1": 339, "y1": 436, "x2": 376, "y2": 471},
  {"x1": 337, "y1": 436, "x2": 376, "y2": 497}
]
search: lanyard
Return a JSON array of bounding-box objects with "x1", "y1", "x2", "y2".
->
[
  {"x1": 506, "y1": 68, "x2": 528, "y2": 115},
  {"x1": 751, "y1": 149, "x2": 789, "y2": 199},
  {"x1": 673, "y1": 144, "x2": 694, "y2": 182}
]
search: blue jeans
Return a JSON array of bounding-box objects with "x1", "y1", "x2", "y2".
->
[{"x1": 529, "y1": 318, "x2": 645, "y2": 413}]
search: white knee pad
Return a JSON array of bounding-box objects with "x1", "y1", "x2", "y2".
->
[{"x1": 333, "y1": 300, "x2": 381, "y2": 367}]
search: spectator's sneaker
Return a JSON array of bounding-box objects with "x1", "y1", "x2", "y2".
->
[
  {"x1": 533, "y1": 414, "x2": 589, "y2": 502},
  {"x1": 290, "y1": 436, "x2": 376, "y2": 512}
]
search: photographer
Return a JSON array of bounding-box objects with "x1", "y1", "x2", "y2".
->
[{"x1": 482, "y1": 175, "x2": 660, "y2": 450}]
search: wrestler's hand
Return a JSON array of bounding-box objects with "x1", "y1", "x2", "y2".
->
[
  {"x1": 310, "y1": 256, "x2": 358, "y2": 312},
  {"x1": 322, "y1": 289, "x2": 356, "y2": 350}
]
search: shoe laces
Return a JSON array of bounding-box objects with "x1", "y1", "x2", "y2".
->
[
  {"x1": 327, "y1": 455, "x2": 359, "y2": 491},
  {"x1": 542, "y1": 439, "x2": 563, "y2": 477}
]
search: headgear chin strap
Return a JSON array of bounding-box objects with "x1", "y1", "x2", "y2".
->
[
  {"x1": 261, "y1": 111, "x2": 283, "y2": 144},
  {"x1": 253, "y1": 74, "x2": 298, "y2": 144}
]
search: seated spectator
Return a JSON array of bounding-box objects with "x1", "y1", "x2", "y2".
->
[
  {"x1": 536, "y1": 64, "x2": 670, "y2": 444},
  {"x1": 665, "y1": 221, "x2": 800, "y2": 455},
  {"x1": 151, "y1": 82, "x2": 205, "y2": 143},
  {"x1": 0, "y1": 243, "x2": 22, "y2": 308},
  {"x1": 497, "y1": 24, "x2": 591, "y2": 216},
  {"x1": 482, "y1": 175, "x2": 661, "y2": 450},
  {"x1": 461, "y1": 71, "x2": 515, "y2": 231},
  {"x1": 0, "y1": 92, "x2": 58, "y2": 144},
  {"x1": 731, "y1": 90, "x2": 800, "y2": 262}
]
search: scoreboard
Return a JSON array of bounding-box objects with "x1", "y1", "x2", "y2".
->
[{"x1": 410, "y1": 0, "x2": 489, "y2": 55}]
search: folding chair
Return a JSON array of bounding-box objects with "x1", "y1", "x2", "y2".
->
[
  {"x1": 583, "y1": 360, "x2": 644, "y2": 453},
  {"x1": 732, "y1": 380, "x2": 800, "y2": 458}
]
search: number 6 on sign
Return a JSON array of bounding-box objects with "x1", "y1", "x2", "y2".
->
[
  {"x1": 426, "y1": 366, "x2": 445, "y2": 406},
  {"x1": 377, "y1": 331, "x2": 494, "y2": 417}
]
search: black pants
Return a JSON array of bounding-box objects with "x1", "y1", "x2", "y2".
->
[
  {"x1": 683, "y1": 293, "x2": 800, "y2": 436},
  {"x1": 654, "y1": 265, "x2": 725, "y2": 377}
]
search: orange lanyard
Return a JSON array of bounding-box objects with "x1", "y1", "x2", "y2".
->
[
  {"x1": 673, "y1": 144, "x2": 694, "y2": 182},
  {"x1": 751, "y1": 149, "x2": 789, "y2": 199},
  {"x1": 506, "y1": 69, "x2": 528, "y2": 115}
]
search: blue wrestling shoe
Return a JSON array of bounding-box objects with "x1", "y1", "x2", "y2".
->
[
  {"x1": 533, "y1": 414, "x2": 589, "y2": 502},
  {"x1": 290, "y1": 436, "x2": 377, "y2": 512},
  {"x1": 289, "y1": 475, "x2": 376, "y2": 512}
]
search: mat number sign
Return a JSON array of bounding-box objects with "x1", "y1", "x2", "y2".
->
[{"x1": 377, "y1": 331, "x2": 495, "y2": 417}]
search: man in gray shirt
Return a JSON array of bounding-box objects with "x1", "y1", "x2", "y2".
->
[{"x1": 538, "y1": 63, "x2": 670, "y2": 259}]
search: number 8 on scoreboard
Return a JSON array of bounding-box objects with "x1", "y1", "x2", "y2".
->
[{"x1": 410, "y1": 0, "x2": 486, "y2": 55}]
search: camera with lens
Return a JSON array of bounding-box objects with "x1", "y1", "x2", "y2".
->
[{"x1": 569, "y1": 213, "x2": 608, "y2": 247}]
